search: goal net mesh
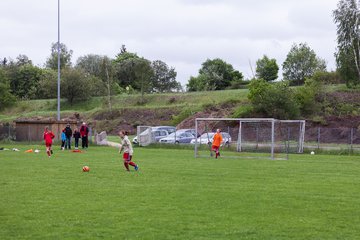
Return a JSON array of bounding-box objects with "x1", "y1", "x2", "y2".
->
[
  {"x1": 194, "y1": 118, "x2": 305, "y2": 160},
  {"x1": 137, "y1": 126, "x2": 152, "y2": 146}
]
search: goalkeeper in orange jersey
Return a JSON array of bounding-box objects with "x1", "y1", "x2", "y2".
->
[{"x1": 212, "y1": 129, "x2": 223, "y2": 159}]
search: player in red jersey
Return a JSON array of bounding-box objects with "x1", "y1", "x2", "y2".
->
[
  {"x1": 43, "y1": 126, "x2": 55, "y2": 157},
  {"x1": 119, "y1": 130, "x2": 139, "y2": 171}
]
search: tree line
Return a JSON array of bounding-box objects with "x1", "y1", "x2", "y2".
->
[{"x1": 0, "y1": 44, "x2": 181, "y2": 109}]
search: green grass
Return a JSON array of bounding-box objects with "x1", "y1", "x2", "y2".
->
[{"x1": 1, "y1": 144, "x2": 360, "y2": 239}]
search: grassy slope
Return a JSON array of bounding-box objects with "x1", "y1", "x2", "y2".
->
[
  {"x1": 0, "y1": 144, "x2": 359, "y2": 239},
  {"x1": 0, "y1": 89, "x2": 249, "y2": 122}
]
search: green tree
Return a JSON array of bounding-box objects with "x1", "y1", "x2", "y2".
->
[
  {"x1": 0, "y1": 68, "x2": 16, "y2": 110},
  {"x1": 151, "y1": 60, "x2": 181, "y2": 92},
  {"x1": 15, "y1": 54, "x2": 32, "y2": 66},
  {"x1": 133, "y1": 58, "x2": 154, "y2": 102},
  {"x1": 10, "y1": 64, "x2": 42, "y2": 99},
  {"x1": 113, "y1": 47, "x2": 140, "y2": 89},
  {"x1": 46, "y1": 43, "x2": 73, "y2": 70},
  {"x1": 186, "y1": 75, "x2": 206, "y2": 92},
  {"x1": 186, "y1": 58, "x2": 243, "y2": 91},
  {"x1": 61, "y1": 68, "x2": 91, "y2": 105},
  {"x1": 333, "y1": 0, "x2": 360, "y2": 87},
  {"x1": 75, "y1": 54, "x2": 105, "y2": 78},
  {"x1": 37, "y1": 69, "x2": 57, "y2": 99},
  {"x1": 255, "y1": 55, "x2": 279, "y2": 81},
  {"x1": 282, "y1": 43, "x2": 327, "y2": 85},
  {"x1": 248, "y1": 79, "x2": 300, "y2": 119},
  {"x1": 100, "y1": 56, "x2": 116, "y2": 111}
]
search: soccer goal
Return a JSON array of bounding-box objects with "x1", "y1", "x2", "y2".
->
[
  {"x1": 136, "y1": 126, "x2": 152, "y2": 146},
  {"x1": 194, "y1": 118, "x2": 306, "y2": 160}
]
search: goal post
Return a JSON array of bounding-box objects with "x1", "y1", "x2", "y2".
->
[{"x1": 194, "y1": 118, "x2": 306, "y2": 160}]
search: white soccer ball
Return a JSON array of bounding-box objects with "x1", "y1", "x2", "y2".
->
[{"x1": 310, "y1": 151, "x2": 315, "y2": 155}]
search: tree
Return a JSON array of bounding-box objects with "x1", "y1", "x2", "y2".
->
[
  {"x1": 113, "y1": 47, "x2": 140, "y2": 89},
  {"x1": 113, "y1": 46, "x2": 139, "y2": 64},
  {"x1": 255, "y1": 55, "x2": 279, "y2": 81},
  {"x1": 248, "y1": 79, "x2": 300, "y2": 119},
  {"x1": 36, "y1": 69, "x2": 58, "y2": 99},
  {"x1": 187, "y1": 75, "x2": 207, "y2": 92},
  {"x1": 10, "y1": 64, "x2": 42, "y2": 99},
  {"x1": 333, "y1": 0, "x2": 360, "y2": 87},
  {"x1": 75, "y1": 54, "x2": 105, "y2": 78},
  {"x1": 46, "y1": 42, "x2": 73, "y2": 70},
  {"x1": 186, "y1": 58, "x2": 243, "y2": 91},
  {"x1": 15, "y1": 54, "x2": 32, "y2": 66},
  {"x1": 132, "y1": 58, "x2": 154, "y2": 102},
  {"x1": 199, "y1": 58, "x2": 236, "y2": 90},
  {"x1": 151, "y1": 60, "x2": 181, "y2": 92},
  {"x1": 100, "y1": 56, "x2": 115, "y2": 111},
  {"x1": 282, "y1": 43, "x2": 327, "y2": 85},
  {"x1": 61, "y1": 68, "x2": 91, "y2": 105},
  {"x1": 0, "y1": 68, "x2": 16, "y2": 110}
]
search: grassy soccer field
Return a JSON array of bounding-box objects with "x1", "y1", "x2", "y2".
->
[{"x1": 0, "y1": 144, "x2": 359, "y2": 239}]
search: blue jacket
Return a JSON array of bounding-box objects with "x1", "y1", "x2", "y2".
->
[{"x1": 61, "y1": 132, "x2": 66, "y2": 141}]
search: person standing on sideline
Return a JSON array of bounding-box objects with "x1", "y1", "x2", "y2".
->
[
  {"x1": 73, "y1": 127, "x2": 81, "y2": 149},
  {"x1": 43, "y1": 126, "x2": 55, "y2": 157},
  {"x1": 80, "y1": 122, "x2": 89, "y2": 149},
  {"x1": 64, "y1": 124, "x2": 72, "y2": 150},
  {"x1": 119, "y1": 130, "x2": 139, "y2": 171},
  {"x1": 61, "y1": 129, "x2": 66, "y2": 150},
  {"x1": 212, "y1": 129, "x2": 223, "y2": 159}
]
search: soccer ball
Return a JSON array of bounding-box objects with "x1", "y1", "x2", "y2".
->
[
  {"x1": 82, "y1": 166, "x2": 90, "y2": 172},
  {"x1": 310, "y1": 151, "x2": 315, "y2": 155}
]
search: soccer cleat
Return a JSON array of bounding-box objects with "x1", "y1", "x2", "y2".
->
[{"x1": 134, "y1": 165, "x2": 139, "y2": 171}]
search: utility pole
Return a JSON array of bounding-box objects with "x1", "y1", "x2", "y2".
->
[{"x1": 57, "y1": 0, "x2": 61, "y2": 120}]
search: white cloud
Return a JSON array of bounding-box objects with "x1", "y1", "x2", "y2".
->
[{"x1": 0, "y1": 0, "x2": 339, "y2": 85}]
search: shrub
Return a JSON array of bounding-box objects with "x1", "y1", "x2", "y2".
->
[{"x1": 248, "y1": 79, "x2": 300, "y2": 119}]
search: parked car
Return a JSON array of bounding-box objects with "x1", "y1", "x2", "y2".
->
[
  {"x1": 133, "y1": 126, "x2": 176, "y2": 144},
  {"x1": 190, "y1": 132, "x2": 232, "y2": 145},
  {"x1": 159, "y1": 130, "x2": 197, "y2": 144},
  {"x1": 180, "y1": 128, "x2": 200, "y2": 137}
]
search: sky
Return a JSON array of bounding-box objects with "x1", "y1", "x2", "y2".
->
[{"x1": 0, "y1": 0, "x2": 339, "y2": 86}]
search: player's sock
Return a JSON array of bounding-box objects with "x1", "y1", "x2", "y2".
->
[
  {"x1": 129, "y1": 162, "x2": 136, "y2": 167},
  {"x1": 47, "y1": 150, "x2": 50, "y2": 157},
  {"x1": 124, "y1": 162, "x2": 130, "y2": 171}
]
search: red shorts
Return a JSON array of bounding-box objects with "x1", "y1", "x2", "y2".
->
[
  {"x1": 45, "y1": 142, "x2": 52, "y2": 148},
  {"x1": 123, "y1": 152, "x2": 132, "y2": 161},
  {"x1": 212, "y1": 146, "x2": 219, "y2": 152}
]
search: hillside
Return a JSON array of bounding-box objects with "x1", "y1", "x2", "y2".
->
[
  {"x1": 1, "y1": 86, "x2": 359, "y2": 137},
  {"x1": 0, "y1": 89, "x2": 248, "y2": 134}
]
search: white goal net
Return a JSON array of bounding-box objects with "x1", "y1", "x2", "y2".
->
[
  {"x1": 194, "y1": 118, "x2": 305, "y2": 160},
  {"x1": 136, "y1": 126, "x2": 152, "y2": 146},
  {"x1": 95, "y1": 131, "x2": 108, "y2": 145}
]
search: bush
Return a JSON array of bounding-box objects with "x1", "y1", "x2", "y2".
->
[
  {"x1": 312, "y1": 71, "x2": 345, "y2": 85},
  {"x1": 232, "y1": 104, "x2": 254, "y2": 118},
  {"x1": 295, "y1": 78, "x2": 324, "y2": 116},
  {"x1": 248, "y1": 79, "x2": 300, "y2": 119}
]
